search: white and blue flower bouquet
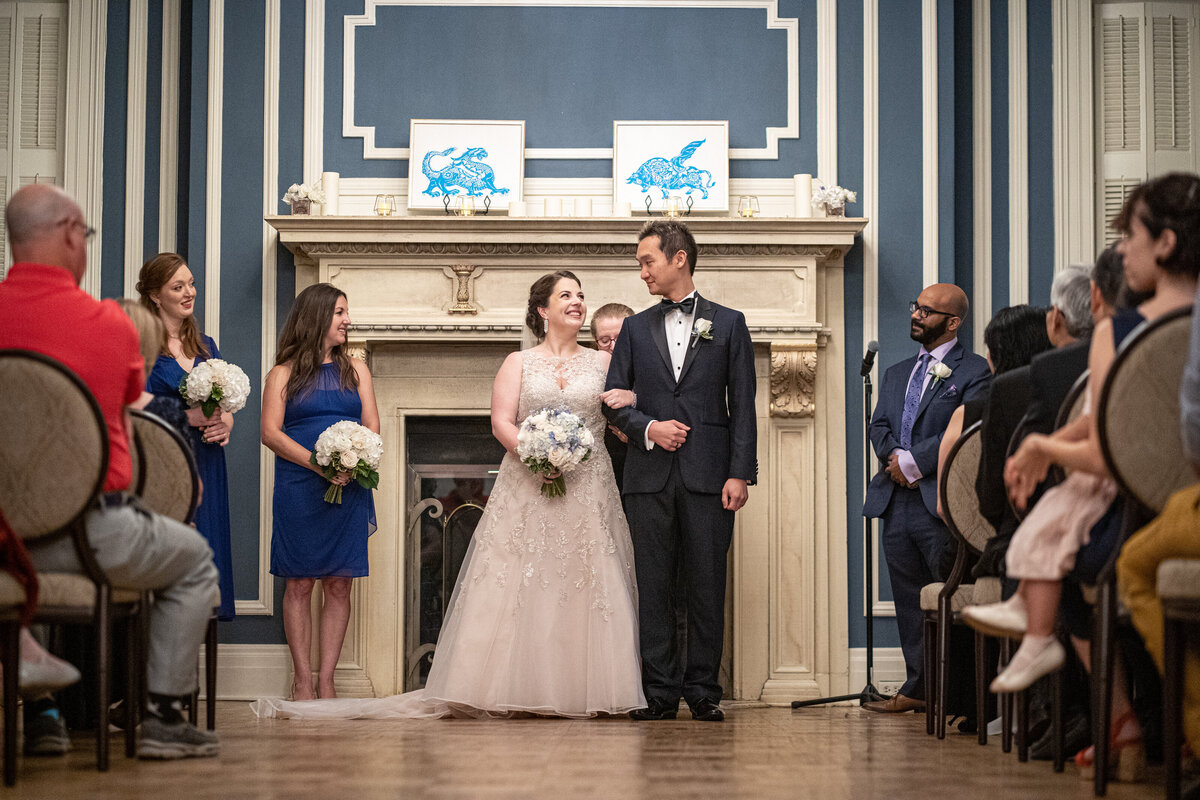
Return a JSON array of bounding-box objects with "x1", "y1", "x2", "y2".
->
[{"x1": 516, "y1": 407, "x2": 594, "y2": 498}]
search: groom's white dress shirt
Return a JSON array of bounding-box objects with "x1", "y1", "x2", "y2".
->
[{"x1": 645, "y1": 290, "x2": 698, "y2": 450}]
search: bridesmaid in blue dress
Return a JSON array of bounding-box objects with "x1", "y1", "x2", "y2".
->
[
  {"x1": 137, "y1": 253, "x2": 237, "y2": 620},
  {"x1": 261, "y1": 283, "x2": 379, "y2": 701}
]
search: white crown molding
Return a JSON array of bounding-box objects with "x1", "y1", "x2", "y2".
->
[
  {"x1": 972, "y1": 0, "x2": 992, "y2": 353},
  {"x1": 123, "y1": 0, "x2": 148, "y2": 296},
  {"x1": 1008, "y1": 0, "x2": 1028, "y2": 304},
  {"x1": 64, "y1": 0, "x2": 107, "y2": 298},
  {"x1": 922, "y1": 0, "x2": 938, "y2": 287},
  {"x1": 342, "y1": 0, "x2": 799, "y2": 161},
  {"x1": 159, "y1": 0, "x2": 180, "y2": 253},
  {"x1": 1053, "y1": 0, "x2": 1094, "y2": 269},
  {"x1": 244, "y1": 0, "x2": 282, "y2": 618},
  {"x1": 303, "y1": 0, "x2": 325, "y2": 183},
  {"x1": 205, "y1": 0, "x2": 224, "y2": 341},
  {"x1": 817, "y1": 0, "x2": 836, "y2": 185}
]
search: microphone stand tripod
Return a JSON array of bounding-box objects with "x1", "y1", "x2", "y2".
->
[{"x1": 792, "y1": 363, "x2": 887, "y2": 709}]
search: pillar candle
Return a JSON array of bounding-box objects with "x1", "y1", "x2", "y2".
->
[
  {"x1": 793, "y1": 174, "x2": 812, "y2": 218},
  {"x1": 544, "y1": 198, "x2": 562, "y2": 216},
  {"x1": 321, "y1": 172, "x2": 340, "y2": 215},
  {"x1": 507, "y1": 201, "x2": 527, "y2": 217},
  {"x1": 575, "y1": 197, "x2": 592, "y2": 217}
]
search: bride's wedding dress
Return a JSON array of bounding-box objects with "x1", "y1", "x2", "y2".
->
[{"x1": 252, "y1": 348, "x2": 645, "y2": 719}]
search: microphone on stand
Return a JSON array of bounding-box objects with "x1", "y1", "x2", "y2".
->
[{"x1": 860, "y1": 340, "x2": 879, "y2": 377}]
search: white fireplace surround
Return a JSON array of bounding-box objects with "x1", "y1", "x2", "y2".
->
[{"x1": 260, "y1": 214, "x2": 867, "y2": 704}]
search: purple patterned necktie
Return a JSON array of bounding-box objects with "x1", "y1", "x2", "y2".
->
[{"x1": 899, "y1": 353, "x2": 930, "y2": 449}]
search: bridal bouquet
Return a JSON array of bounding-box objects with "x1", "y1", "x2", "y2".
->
[
  {"x1": 310, "y1": 420, "x2": 383, "y2": 504},
  {"x1": 178, "y1": 358, "x2": 252, "y2": 417},
  {"x1": 516, "y1": 407, "x2": 594, "y2": 498}
]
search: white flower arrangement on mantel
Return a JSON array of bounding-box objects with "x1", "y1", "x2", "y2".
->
[
  {"x1": 282, "y1": 182, "x2": 327, "y2": 214},
  {"x1": 811, "y1": 184, "x2": 857, "y2": 216}
]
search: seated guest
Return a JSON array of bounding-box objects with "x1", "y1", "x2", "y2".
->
[
  {"x1": 1116, "y1": 265, "x2": 1200, "y2": 770},
  {"x1": 0, "y1": 184, "x2": 221, "y2": 760},
  {"x1": 966, "y1": 172, "x2": 1200, "y2": 780},
  {"x1": 115, "y1": 298, "x2": 189, "y2": 437},
  {"x1": 591, "y1": 302, "x2": 634, "y2": 492}
]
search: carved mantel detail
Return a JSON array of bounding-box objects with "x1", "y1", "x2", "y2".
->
[
  {"x1": 443, "y1": 264, "x2": 483, "y2": 314},
  {"x1": 769, "y1": 344, "x2": 819, "y2": 417}
]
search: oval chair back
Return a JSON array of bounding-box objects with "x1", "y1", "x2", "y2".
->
[
  {"x1": 1098, "y1": 307, "x2": 1194, "y2": 514},
  {"x1": 129, "y1": 409, "x2": 199, "y2": 524},
  {"x1": 938, "y1": 420, "x2": 995, "y2": 556},
  {"x1": 0, "y1": 349, "x2": 107, "y2": 538}
]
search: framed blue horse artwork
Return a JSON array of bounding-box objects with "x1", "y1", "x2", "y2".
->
[
  {"x1": 408, "y1": 120, "x2": 525, "y2": 212},
  {"x1": 613, "y1": 121, "x2": 729, "y2": 213}
]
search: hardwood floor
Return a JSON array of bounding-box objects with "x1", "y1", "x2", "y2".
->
[{"x1": 11, "y1": 702, "x2": 1161, "y2": 798}]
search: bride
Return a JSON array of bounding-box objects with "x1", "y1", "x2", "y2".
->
[{"x1": 252, "y1": 271, "x2": 646, "y2": 719}]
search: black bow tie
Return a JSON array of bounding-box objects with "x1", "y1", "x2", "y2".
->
[{"x1": 660, "y1": 296, "x2": 696, "y2": 315}]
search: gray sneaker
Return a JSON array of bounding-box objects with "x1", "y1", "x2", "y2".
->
[
  {"x1": 137, "y1": 717, "x2": 219, "y2": 760},
  {"x1": 23, "y1": 710, "x2": 70, "y2": 756}
]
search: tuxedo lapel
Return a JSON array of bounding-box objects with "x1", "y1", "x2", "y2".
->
[
  {"x1": 648, "y1": 307, "x2": 674, "y2": 378},
  {"x1": 675, "y1": 294, "x2": 711, "y2": 386},
  {"x1": 914, "y1": 342, "x2": 964, "y2": 424}
]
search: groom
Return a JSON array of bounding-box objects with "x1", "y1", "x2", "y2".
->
[{"x1": 604, "y1": 219, "x2": 757, "y2": 722}]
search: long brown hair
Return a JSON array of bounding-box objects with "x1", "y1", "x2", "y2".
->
[
  {"x1": 135, "y1": 252, "x2": 210, "y2": 358},
  {"x1": 275, "y1": 283, "x2": 359, "y2": 400}
]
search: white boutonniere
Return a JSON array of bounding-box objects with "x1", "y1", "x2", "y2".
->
[
  {"x1": 691, "y1": 318, "x2": 714, "y2": 349},
  {"x1": 928, "y1": 361, "x2": 952, "y2": 386}
]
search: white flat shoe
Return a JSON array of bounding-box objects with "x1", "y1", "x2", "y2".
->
[
  {"x1": 963, "y1": 598, "x2": 1027, "y2": 639},
  {"x1": 19, "y1": 654, "x2": 82, "y2": 695},
  {"x1": 990, "y1": 638, "x2": 1064, "y2": 693}
]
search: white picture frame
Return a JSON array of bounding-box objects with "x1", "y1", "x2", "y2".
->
[
  {"x1": 613, "y1": 120, "x2": 729, "y2": 214},
  {"x1": 407, "y1": 119, "x2": 525, "y2": 212}
]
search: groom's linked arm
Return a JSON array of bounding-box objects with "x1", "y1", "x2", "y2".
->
[
  {"x1": 603, "y1": 318, "x2": 654, "y2": 450},
  {"x1": 726, "y1": 311, "x2": 757, "y2": 483}
]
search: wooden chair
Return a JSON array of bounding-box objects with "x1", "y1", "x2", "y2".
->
[
  {"x1": 923, "y1": 421, "x2": 1001, "y2": 739},
  {"x1": 1095, "y1": 307, "x2": 1195, "y2": 796},
  {"x1": 129, "y1": 409, "x2": 217, "y2": 732},
  {"x1": 0, "y1": 350, "x2": 144, "y2": 786},
  {"x1": 1159, "y1": 558, "x2": 1200, "y2": 800}
]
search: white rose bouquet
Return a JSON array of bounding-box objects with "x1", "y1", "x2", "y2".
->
[
  {"x1": 515, "y1": 407, "x2": 594, "y2": 498},
  {"x1": 178, "y1": 358, "x2": 252, "y2": 417},
  {"x1": 310, "y1": 420, "x2": 383, "y2": 504},
  {"x1": 282, "y1": 182, "x2": 327, "y2": 205},
  {"x1": 811, "y1": 184, "x2": 857, "y2": 212}
]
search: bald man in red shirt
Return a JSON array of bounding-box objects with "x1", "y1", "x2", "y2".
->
[{"x1": 0, "y1": 184, "x2": 220, "y2": 760}]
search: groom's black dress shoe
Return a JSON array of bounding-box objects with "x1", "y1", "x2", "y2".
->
[
  {"x1": 630, "y1": 700, "x2": 677, "y2": 721},
  {"x1": 688, "y1": 698, "x2": 724, "y2": 722}
]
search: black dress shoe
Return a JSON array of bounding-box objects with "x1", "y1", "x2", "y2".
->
[
  {"x1": 630, "y1": 700, "x2": 678, "y2": 721},
  {"x1": 688, "y1": 698, "x2": 724, "y2": 722},
  {"x1": 1029, "y1": 712, "x2": 1090, "y2": 761}
]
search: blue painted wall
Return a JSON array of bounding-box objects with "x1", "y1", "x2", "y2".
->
[{"x1": 97, "y1": 1, "x2": 1059, "y2": 653}]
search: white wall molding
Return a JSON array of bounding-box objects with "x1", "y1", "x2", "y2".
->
[
  {"x1": 342, "y1": 0, "x2": 799, "y2": 161},
  {"x1": 1053, "y1": 0, "x2": 1094, "y2": 269},
  {"x1": 199, "y1": 644, "x2": 293, "y2": 700},
  {"x1": 158, "y1": 0, "x2": 180, "y2": 254},
  {"x1": 848, "y1": 647, "x2": 906, "y2": 697},
  {"x1": 862, "y1": 0, "x2": 883, "y2": 617},
  {"x1": 245, "y1": 0, "x2": 282, "y2": 618},
  {"x1": 123, "y1": 0, "x2": 149, "y2": 295},
  {"x1": 303, "y1": 0, "x2": 325, "y2": 183},
  {"x1": 64, "y1": 0, "x2": 107, "y2": 298},
  {"x1": 922, "y1": 0, "x2": 938, "y2": 287},
  {"x1": 1008, "y1": 0, "x2": 1029, "y2": 304},
  {"x1": 205, "y1": 0, "x2": 224, "y2": 341},
  {"x1": 972, "y1": 0, "x2": 992, "y2": 353},
  {"x1": 816, "y1": 0, "x2": 836, "y2": 185}
]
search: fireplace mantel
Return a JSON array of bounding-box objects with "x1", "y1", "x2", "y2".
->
[{"x1": 266, "y1": 213, "x2": 868, "y2": 705}]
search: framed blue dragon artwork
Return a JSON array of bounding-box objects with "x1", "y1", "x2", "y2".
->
[
  {"x1": 407, "y1": 119, "x2": 525, "y2": 212},
  {"x1": 613, "y1": 121, "x2": 729, "y2": 214}
]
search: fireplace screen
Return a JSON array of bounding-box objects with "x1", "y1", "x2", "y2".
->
[{"x1": 405, "y1": 417, "x2": 504, "y2": 689}]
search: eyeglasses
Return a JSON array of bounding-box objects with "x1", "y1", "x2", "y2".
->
[
  {"x1": 909, "y1": 301, "x2": 957, "y2": 320},
  {"x1": 596, "y1": 336, "x2": 617, "y2": 347},
  {"x1": 57, "y1": 218, "x2": 96, "y2": 239}
]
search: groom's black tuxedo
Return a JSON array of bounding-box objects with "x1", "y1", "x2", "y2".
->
[{"x1": 604, "y1": 293, "x2": 757, "y2": 709}]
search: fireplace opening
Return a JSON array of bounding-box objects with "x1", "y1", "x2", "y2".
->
[{"x1": 406, "y1": 416, "x2": 506, "y2": 689}]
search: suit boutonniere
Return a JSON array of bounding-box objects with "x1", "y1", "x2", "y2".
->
[
  {"x1": 928, "y1": 361, "x2": 952, "y2": 387},
  {"x1": 691, "y1": 318, "x2": 714, "y2": 349}
]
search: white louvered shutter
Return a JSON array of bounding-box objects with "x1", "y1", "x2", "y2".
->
[{"x1": 1096, "y1": 3, "x2": 1200, "y2": 252}]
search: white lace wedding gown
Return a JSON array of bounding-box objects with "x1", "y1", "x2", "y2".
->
[{"x1": 251, "y1": 348, "x2": 645, "y2": 719}]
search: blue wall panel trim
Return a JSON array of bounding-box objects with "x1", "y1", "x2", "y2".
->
[
  {"x1": 989, "y1": 0, "x2": 1009, "y2": 313},
  {"x1": 101, "y1": 1, "x2": 130, "y2": 300},
  {"x1": 187, "y1": 0, "x2": 209, "y2": 324},
  {"x1": 937, "y1": 0, "x2": 956, "y2": 285},
  {"x1": 324, "y1": 0, "x2": 817, "y2": 181},
  {"x1": 217, "y1": 1, "x2": 267, "y2": 641},
  {"x1": 143, "y1": 1, "x2": 164, "y2": 265},
  {"x1": 1027, "y1": 0, "x2": 1054, "y2": 304},
  {"x1": 953, "y1": 0, "x2": 975, "y2": 346}
]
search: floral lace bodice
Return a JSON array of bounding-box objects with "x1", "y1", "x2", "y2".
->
[{"x1": 516, "y1": 348, "x2": 609, "y2": 445}]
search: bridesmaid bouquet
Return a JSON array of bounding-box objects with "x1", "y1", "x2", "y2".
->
[
  {"x1": 310, "y1": 420, "x2": 383, "y2": 504},
  {"x1": 178, "y1": 358, "x2": 252, "y2": 417},
  {"x1": 516, "y1": 407, "x2": 594, "y2": 498}
]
